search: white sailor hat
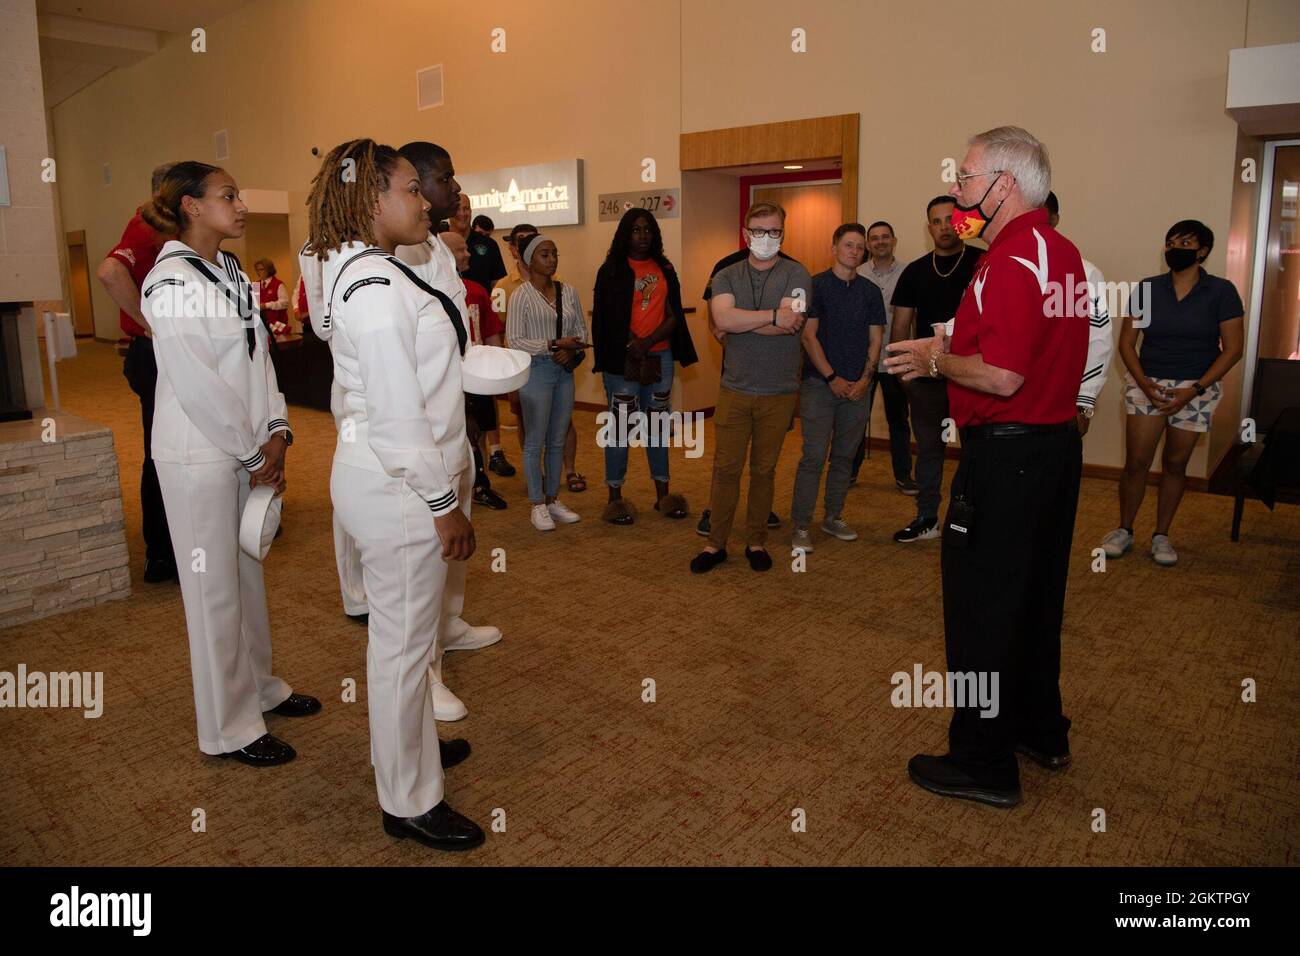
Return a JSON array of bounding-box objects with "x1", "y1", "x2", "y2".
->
[
  {"x1": 239, "y1": 483, "x2": 284, "y2": 561},
  {"x1": 461, "y1": 344, "x2": 532, "y2": 395}
]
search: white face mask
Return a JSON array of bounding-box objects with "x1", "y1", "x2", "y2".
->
[{"x1": 748, "y1": 234, "x2": 781, "y2": 261}]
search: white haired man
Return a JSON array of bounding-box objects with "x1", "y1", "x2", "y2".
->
[{"x1": 886, "y1": 127, "x2": 1088, "y2": 807}]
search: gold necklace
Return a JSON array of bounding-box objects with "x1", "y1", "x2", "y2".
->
[{"x1": 931, "y1": 246, "x2": 966, "y2": 278}]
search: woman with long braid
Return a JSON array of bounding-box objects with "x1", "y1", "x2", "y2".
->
[{"x1": 306, "y1": 139, "x2": 483, "y2": 851}]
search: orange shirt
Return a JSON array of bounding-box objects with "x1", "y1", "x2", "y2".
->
[{"x1": 629, "y1": 257, "x2": 669, "y2": 351}]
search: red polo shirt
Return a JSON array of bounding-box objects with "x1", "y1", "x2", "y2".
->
[
  {"x1": 946, "y1": 208, "x2": 1087, "y2": 428},
  {"x1": 463, "y1": 278, "x2": 504, "y2": 344},
  {"x1": 105, "y1": 210, "x2": 163, "y2": 338}
]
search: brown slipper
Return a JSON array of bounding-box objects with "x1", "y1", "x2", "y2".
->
[
  {"x1": 567, "y1": 472, "x2": 588, "y2": 493},
  {"x1": 655, "y1": 493, "x2": 689, "y2": 519},
  {"x1": 602, "y1": 498, "x2": 635, "y2": 525}
]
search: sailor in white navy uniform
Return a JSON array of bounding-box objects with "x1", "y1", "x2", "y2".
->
[
  {"x1": 306, "y1": 139, "x2": 483, "y2": 850},
  {"x1": 301, "y1": 146, "x2": 500, "y2": 723},
  {"x1": 139, "y1": 162, "x2": 320, "y2": 768}
]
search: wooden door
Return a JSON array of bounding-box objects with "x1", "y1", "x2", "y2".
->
[
  {"x1": 753, "y1": 182, "x2": 842, "y2": 276},
  {"x1": 65, "y1": 232, "x2": 95, "y2": 337}
]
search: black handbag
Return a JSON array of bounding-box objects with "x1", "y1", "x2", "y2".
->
[
  {"x1": 551, "y1": 281, "x2": 585, "y2": 372},
  {"x1": 624, "y1": 346, "x2": 661, "y2": 385}
]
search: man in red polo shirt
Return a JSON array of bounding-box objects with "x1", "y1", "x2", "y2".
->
[
  {"x1": 95, "y1": 163, "x2": 176, "y2": 583},
  {"x1": 885, "y1": 126, "x2": 1087, "y2": 808}
]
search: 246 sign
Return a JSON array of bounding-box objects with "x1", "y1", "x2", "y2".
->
[{"x1": 597, "y1": 188, "x2": 680, "y2": 222}]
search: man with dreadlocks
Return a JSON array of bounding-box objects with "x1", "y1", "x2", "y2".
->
[{"x1": 306, "y1": 138, "x2": 483, "y2": 851}]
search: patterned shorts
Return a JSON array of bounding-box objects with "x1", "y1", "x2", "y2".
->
[{"x1": 1123, "y1": 375, "x2": 1221, "y2": 433}]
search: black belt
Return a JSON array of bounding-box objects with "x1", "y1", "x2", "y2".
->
[{"x1": 961, "y1": 420, "x2": 1076, "y2": 441}]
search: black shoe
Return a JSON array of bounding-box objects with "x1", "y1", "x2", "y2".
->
[
  {"x1": 695, "y1": 509, "x2": 711, "y2": 537},
  {"x1": 907, "y1": 753, "x2": 1021, "y2": 808},
  {"x1": 896, "y1": 477, "x2": 919, "y2": 495},
  {"x1": 265, "y1": 693, "x2": 322, "y2": 717},
  {"x1": 382, "y1": 801, "x2": 485, "y2": 851},
  {"x1": 347, "y1": 612, "x2": 369, "y2": 626},
  {"x1": 766, "y1": 511, "x2": 781, "y2": 529},
  {"x1": 488, "y1": 450, "x2": 516, "y2": 477},
  {"x1": 1016, "y1": 741, "x2": 1071, "y2": 771},
  {"x1": 744, "y1": 547, "x2": 773, "y2": 572},
  {"x1": 219, "y1": 733, "x2": 296, "y2": 767},
  {"x1": 440, "y1": 738, "x2": 471, "y2": 769},
  {"x1": 893, "y1": 515, "x2": 939, "y2": 542},
  {"x1": 848, "y1": 473, "x2": 859, "y2": 487},
  {"x1": 143, "y1": 558, "x2": 177, "y2": 583},
  {"x1": 689, "y1": 548, "x2": 727, "y2": 574},
  {"x1": 472, "y1": 486, "x2": 508, "y2": 510}
]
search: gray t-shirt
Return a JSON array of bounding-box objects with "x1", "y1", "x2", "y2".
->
[{"x1": 711, "y1": 256, "x2": 812, "y2": 394}]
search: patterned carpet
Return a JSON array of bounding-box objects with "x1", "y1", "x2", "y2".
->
[{"x1": 1, "y1": 341, "x2": 1296, "y2": 866}]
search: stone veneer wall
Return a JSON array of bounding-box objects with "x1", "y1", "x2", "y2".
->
[{"x1": 0, "y1": 414, "x2": 131, "y2": 629}]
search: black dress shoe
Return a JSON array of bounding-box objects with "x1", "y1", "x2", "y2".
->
[
  {"x1": 440, "y1": 738, "x2": 471, "y2": 769},
  {"x1": 696, "y1": 509, "x2": 711, "y2": 536},
  {"x1": 907, "y1": 753, "x2": 1021, "y2": 808},
  {"x1": 219, "y1": 733, "x2": 296, "y2": 767},
  {"x1": 1016, "y1": 741, "x2": 1071, "y2": 770},
  {"x1": 689, "y1": 548, "x2": 727, "y2": 574},
  {"x1": 472, "y1": 486, "x2": 508, "y2": 510},
  {"x1": 766, "y1": 511, "x2": 781, "y2": 529},
  {"x1": 266, "y1": 693, "x2": 322, "y2": 717},
  {"x1": 382, "y1": 801, "x2": 485, "y2": 851},
  {"x1": 488, "y1": 450, "x2": 516, "y2": 477},
  {"x1": 143, "y1": 558, "x2": 178, "y2": 583},
  {"x1": 744, "y1": 547, "x2": 773, "y2": 572},
  {"x1": 347, "y1": 612, "x2": 370, "y2": 626}
]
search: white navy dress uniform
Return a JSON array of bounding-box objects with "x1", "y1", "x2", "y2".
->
[
  {"x1": 323, "y1": 241, "x2": 473, "y2": 817},
  {"x1": 141, "y1": 240, "x2": 293, "y2": 754},
  {"x1": 297, "y1": 243, "x2": 367, "y2": 620}
]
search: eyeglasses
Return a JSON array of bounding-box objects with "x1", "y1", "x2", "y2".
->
[
  {"x1": 746, "y1": 227, "x2": 784, "y2": 239},
  {"x1": 954, "y1": 169, "x2": 1004, "y2": 187}
]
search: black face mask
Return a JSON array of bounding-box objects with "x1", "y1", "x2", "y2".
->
[{"x1": 1165, "y1": 247, "x2": 1201, "y2": 272}]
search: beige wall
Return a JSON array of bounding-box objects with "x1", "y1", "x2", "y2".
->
[
  {"x1": 681, "y1": 0, "x2": 1289, "y2": 475},
  {"x1": 45, "y1": 0, "x2": 1300, "y2": 471},
  {"x1": 1, "y1": 0, "x2": 60, "y2": 303}
]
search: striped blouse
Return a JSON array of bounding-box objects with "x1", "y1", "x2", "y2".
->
[{"x1": 505, "y1": 280, "x2": 587, "y2": 356}]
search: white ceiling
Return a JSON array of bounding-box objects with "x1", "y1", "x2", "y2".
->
[{"x1": 35, "y1": 0, "x2": 254, "y2": 107}]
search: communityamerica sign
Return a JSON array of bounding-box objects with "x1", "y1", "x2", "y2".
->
[{"x1": 459, "y1": 159, "x2": 584, "y2": 229}]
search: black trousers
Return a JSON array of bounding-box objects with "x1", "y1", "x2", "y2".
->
[
  {"x1": 121, "y1": 337, "x2": 174, "y2": 564},
  {"x1": 905, "y1": 378, "x2": 950, "y2": 519},
  {"x1": 465, "y1": 394, "x2": 492, "y2": 492},
  {"x1": 940, "y1": 425, "x2": 1081, "y2": 785},
  {"x1": 852, "y1": 372, "x2": 912, "y2": 481}
]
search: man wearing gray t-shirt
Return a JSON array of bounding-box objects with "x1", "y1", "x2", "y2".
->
[{"x1": 690, "y1": 201, "x2": 811, "y2": 574}]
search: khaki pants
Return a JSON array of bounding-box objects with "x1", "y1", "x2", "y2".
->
[{"x1": 707, "y1": 386, "x2": 798, "y2": 550}]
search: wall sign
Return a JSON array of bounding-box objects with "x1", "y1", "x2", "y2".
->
[
  {"x1": 459, "y1": 159, "x2": 584, "y2": 229},
  {"x1": 597, "y1": 188, "x2": 680, "y2": 222}
]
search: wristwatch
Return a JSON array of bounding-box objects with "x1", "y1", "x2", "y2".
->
[
  {"x1": 1194, "y1": 382, "x2": 1207, "y2": 396},
  {"x1": 928, "y1": 352, "x2": 941, "y2": 378},
  {"x1": 823, "y1": 371, "x2": 837, "y2": 384},
  {"x1": 1077, "y1": 405, "x2": 1094, "y2": 420}
]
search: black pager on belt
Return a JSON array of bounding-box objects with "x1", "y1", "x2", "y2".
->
[{"x1": 945, "y1": 497, "x2": 975, "y2": 549}]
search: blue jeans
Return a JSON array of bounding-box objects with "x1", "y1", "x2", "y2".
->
[
  {"x1": 601, "y1": 349, "x2": 675, "y2": 487},
  {"x1": 519, "y1": 354, "x2": 575, "y2": 503}
]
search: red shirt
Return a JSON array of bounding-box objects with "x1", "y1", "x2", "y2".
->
[
  {"x1": 259, "y1": 275, "x2": 290, "y2": 337},
  {"x1": 946, "y1": 208, "x2": 1087, "y2": 428},
  {"x1": 463, "y1": 279, "x2": 504, "y2": 345},
  {"x1": 295, "y1": 275, "x2": 309, "y2": 317},
  {"x1": 105, "y1": 210, "x2": 162, "y2": 338}
]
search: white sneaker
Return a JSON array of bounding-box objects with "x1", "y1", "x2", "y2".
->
[
  {"x1": 1100, "y1": 528, "x2": 1133, "y2": 558},
  {"x1": 443, "y1": 618, "x2": 502, "y2": 652},
  {"x1": 821, "y1": 516, "x2": 858, "y2": 541},
  {"x1": 531, "y1": 503, "x2": 556, "y2": 531},
  {"x1": 547, "y1": 498, "x2": 581, "y2": 524},
  {"x1": 1151, "y1": 534, "x2": 1178, "y2": 566},
  {"x1": 429, "y1": 670, "x2": 467, "y2": 721},
  {"x1": 791, "y1": 527, "x2": 814, "y2": 553}
]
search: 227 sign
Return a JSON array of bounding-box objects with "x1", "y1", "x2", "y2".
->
[{"x1": 597, "y1": 188, "x2": 680, "y2": 222}]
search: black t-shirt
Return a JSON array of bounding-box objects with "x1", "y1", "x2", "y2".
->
[
  {"x1": 464, "y1": 231, "x2": 508, "y2": 291},
  {"x1": 703, "y1": 248, "x2": 794, "y2": 300},
  {"x1": 891, "y1": 245, "x2": 984, "y2": 338}
]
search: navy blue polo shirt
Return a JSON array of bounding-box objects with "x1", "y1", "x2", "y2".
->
[
  {"x1": 1131, "y1": 269, "x2": 1244, "y2": 380},
  {"x1": 804, "y1": 269, "x2": 885, "y2": 382}
]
